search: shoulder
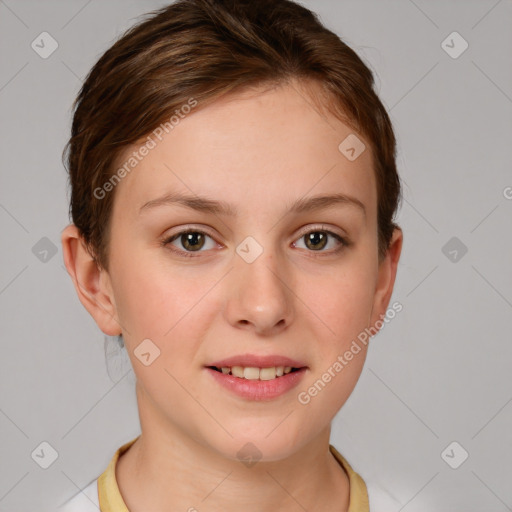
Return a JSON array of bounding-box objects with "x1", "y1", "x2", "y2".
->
[{"x1": 58, "y1": 479, "x2": 99, "y2": 512}]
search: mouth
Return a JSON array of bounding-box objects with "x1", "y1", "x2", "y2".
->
[
  {"x1": 207, "y1": 365, "x2": 302, "y2": 381},
  {"x1": 204, "y1": 355, "x2": 308, "y2": 400}
]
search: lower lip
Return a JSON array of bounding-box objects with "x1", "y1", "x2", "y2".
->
[{"x1": 206, "y1": 367, "x2": 307, "y2": 401}]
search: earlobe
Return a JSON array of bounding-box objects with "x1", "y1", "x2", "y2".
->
[
  {"x1": 369, "y1": 227, "x2": 403, "y2": 329},
  {"x1": 61, "y1": 224, "x2": 121, "y2": 336}
]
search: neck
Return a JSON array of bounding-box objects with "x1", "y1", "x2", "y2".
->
[{"x1": 115, "y1": 385, "x2": 350, "y2": 512}]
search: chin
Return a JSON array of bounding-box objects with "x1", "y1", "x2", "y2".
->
[{"x1": 204, "y1": 424, "x2": 311, "y2": 464}]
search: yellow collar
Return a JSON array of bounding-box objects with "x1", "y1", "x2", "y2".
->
[{"x1": 98, "y1": 437, "x2": 369, "y2": 512}]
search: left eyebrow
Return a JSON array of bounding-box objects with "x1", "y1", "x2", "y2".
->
[
  {"x1": 287, "y1": 193, "x2": 366, "y2": 218},
  {"x1": 139, "y1": 191, "x2": 366, "y2": 218}
]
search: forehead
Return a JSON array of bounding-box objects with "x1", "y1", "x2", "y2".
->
[{"x1": 112, "y1": 81, "x2": 376, "y2": 222}]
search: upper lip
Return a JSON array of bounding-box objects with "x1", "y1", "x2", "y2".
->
[{"x1": 207, "y1": 354, "x2": 307, "y2": 368}]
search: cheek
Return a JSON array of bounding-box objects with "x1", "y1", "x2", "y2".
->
[
  {"x1": 113, "y1": 262, "x2": 223, "y2": 396},
  {"x1": 303, "y1": 258, "x2": 377, "y2": 352},
  {"x1": 288, "y1": 258, "x2": 375, "y2": 413},
  {"x1": 295, "y1": 268, "x2": 373, "y2": 423},
  {"x1": 113, "y1": 258, "x2": 213, "y2": 339}
]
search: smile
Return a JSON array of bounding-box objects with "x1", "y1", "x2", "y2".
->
[
  {"x1": 205, "y1": 365, "x2": 307, "y2": 401},
  {"x1": 209, "y1": 365, "x2": 300, "y2": 381}
]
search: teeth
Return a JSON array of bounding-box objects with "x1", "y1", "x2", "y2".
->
[
  {"x1": 231, "y1": 366, "x2": 244, "y2": 378},
  {"x1": 243, "y1": 367, "x2": 260, "y2": 380},
  {"x1": 217, "y1": 365, "x2": 297, "y2": 380},
  {"x1": 259, "y1": 367, "x2": 276, "y2": 380}
]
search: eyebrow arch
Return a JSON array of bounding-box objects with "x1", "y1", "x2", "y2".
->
[
  {"x1": 139, "y1": 191, "x2": 238, "y2": 216},
  {"x1": 139, "y1": 191, "x2": 366, "y2": 217},
  {"x1": 287, "y1": 193, "x2": 366, "y2": 217}
]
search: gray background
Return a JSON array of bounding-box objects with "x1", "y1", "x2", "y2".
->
[{"x1": 1, "y1": 0, "x2": 511, "y2": 510}]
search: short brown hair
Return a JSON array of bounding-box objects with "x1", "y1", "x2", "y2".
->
[{"x1": 63, "y1": 0, "x2": 401, "y2": 270}]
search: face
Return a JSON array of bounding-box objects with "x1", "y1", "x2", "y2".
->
[{"x1": 68, "y1": 81, "x2": 401, "y2": 462}]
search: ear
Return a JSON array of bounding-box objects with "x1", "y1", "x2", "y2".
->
[
  {"x1": 369, "y1": 227, "x2": 403, "y2": 329},
  {"x1": 61, "y1": 224, "x2": 121, "y2": 336}
]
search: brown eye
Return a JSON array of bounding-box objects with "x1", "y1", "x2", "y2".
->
[
  {"x1": 304, "y1": 232, "x2": 328, "y2": 251},
  {"x1": 163, "y1": 230, "x2": 217, "y2": 255},
  {"x1": 180, "y1": 232, "x2": 205, "y2": 251},
  {"x1": 293, "y1": 229, "x2": 347, "y2": 253}
]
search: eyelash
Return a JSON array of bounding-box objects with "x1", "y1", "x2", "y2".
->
[{"x1": 161, "y1": 225, "x2": 350, "y2": 259}]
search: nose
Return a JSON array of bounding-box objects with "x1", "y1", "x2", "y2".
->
[{"x1": 224, "y1": 249, "x2": 294, "y2": 336}]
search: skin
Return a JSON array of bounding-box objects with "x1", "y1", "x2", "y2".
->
[{"x1": 62, "y1": 79, "x2": 402, "y2": 512}]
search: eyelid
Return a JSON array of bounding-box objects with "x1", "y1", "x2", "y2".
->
[
  {"x1": 293, "y1": 223, "x2": 349, "y2": 243},
  {"x1": 162, "y1": 225, "x2": 221, "y2": 243}
]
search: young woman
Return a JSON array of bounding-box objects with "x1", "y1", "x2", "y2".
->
[{"x1": 60, "y1": 1, "x2": 402, "y2": 510}]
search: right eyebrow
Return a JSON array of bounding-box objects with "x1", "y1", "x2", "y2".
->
[{"x1": 139, "y1": 191, "x2": 238, "y2": 216}]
